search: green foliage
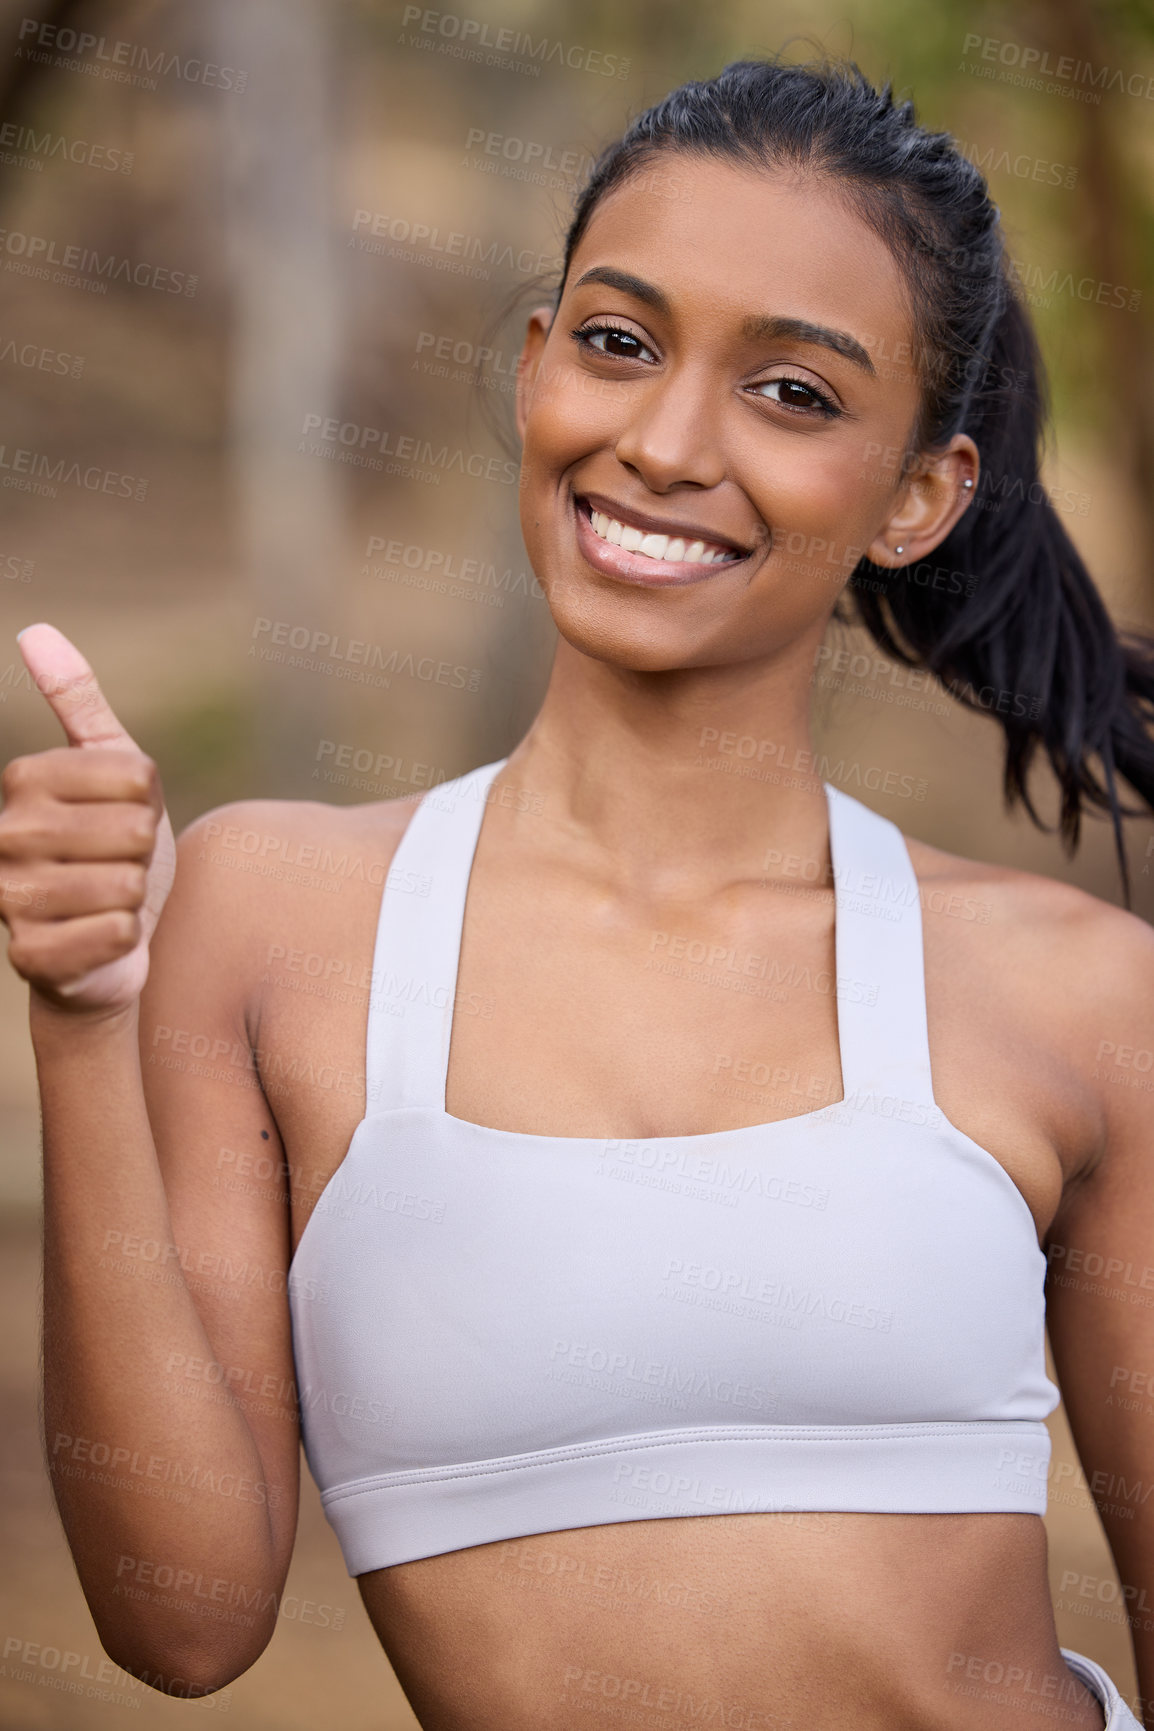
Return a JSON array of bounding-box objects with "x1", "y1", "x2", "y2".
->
[{"x1": 134, "y1": 688, "x2": 259, "y2": 831}]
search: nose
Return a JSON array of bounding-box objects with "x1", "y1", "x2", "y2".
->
[{"x1": 612, "y1": 362, "x2": 727, "y2": 493}]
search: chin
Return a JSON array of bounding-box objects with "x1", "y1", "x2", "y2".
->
[{"x1": 544, "y1": 582, "x2": 723, "y2": 674}]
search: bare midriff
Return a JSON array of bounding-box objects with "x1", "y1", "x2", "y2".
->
[{"x1": 355, "y1": 1511, "x2": 1104, "y2": 1731}]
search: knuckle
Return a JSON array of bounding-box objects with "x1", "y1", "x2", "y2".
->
[
  {"x1": 0, "y1": 816, "x2": 39, "y2": 861},
  {"x1": 111, "y1": 909, "x2": 141, "y2": 951},
  {"x1": 121, "y1": 863, "x2": 148, "y2": 904},
  {"x1": 6, "y1": 928, "x2": 43, "y2": 979},
  {"x1": 135, "y1": 753, "x2": 159, "y2": 791},
  {"x1": 0, "y1": 872, "x2": 39, "y2": 913},
  {"x1": 1, "y1": 755, "x2": 34, "y2": 798},
  {"x1": 117, "y1": 808, "x2": 152, "y2": 850},
  {"x1": 5, "y1": 906, "x2": 139, "y2": 984}
]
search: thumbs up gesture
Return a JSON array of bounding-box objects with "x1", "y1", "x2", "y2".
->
[{"x1": 0, "y1": 624, "x2": 177, "y2": 1014}]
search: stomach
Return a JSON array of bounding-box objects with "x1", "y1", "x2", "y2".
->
[{"x1": 354, "y1": 1510, "x2": 1106, "y2": 1731}]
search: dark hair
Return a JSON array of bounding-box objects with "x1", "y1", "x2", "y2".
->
[{"x1": 491, "y1": 54, "x2": 1154, "y2": 901}]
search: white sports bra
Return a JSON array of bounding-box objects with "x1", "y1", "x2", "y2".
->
[{"x1": 288, "y1": 757, "x2": 1060, "y2": 1575}]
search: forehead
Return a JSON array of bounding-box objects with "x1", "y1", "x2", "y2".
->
[{"x1": 568, "y1": 155, "x2": 915, "y2": 359}]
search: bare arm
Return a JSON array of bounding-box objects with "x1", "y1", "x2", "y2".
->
[
  {"x1": 1044, "y1": 907, "x2": 1154, "y2": 1729},
  {"x1": 2, "y1": 627, "x2": 300, "y2": 1695}
]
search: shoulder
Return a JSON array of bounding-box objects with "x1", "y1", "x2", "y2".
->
[
  {"x1": 177, "y1": 791, "x2": 423, "y2": 859},
  {"x1": 157, "y1": 793, "x2": 426, "y2": 1003},
  {"x1": 173, "y1": 791, "x2": 424, "y2": 902},
  {"x1": 903, "y1": 826, "x2": 1154, "y2": 974},
  {"x1": 903, "y1": 827, "x2": 1154, "y2": 1144}
]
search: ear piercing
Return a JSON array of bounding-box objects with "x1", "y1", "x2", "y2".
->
[{"x1": 892, "y1": 480, "x2": 971, "y2": 563}]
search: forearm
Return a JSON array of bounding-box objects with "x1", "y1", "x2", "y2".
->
[
  {"x1": 1130, "y1": 1603, "x2": 1154, "y2": 1729},
  {"x1": 1092, "y1": 1506, "x2": 1154, "y2": 1728},
  {"x1": 34, "y1": 995, "x2": 285, "y2": 1686}
]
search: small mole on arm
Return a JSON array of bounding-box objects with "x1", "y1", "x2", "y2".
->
[{"x1": 261, "y1": 1131, "x2": 270, "y2": 1140}]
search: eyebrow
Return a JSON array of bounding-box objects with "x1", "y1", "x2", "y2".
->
[{"x1": 571, "y1": 266, "x2": 876, "y2": 376}]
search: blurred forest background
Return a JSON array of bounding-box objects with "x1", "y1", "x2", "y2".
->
[{"x1": 1, "y1": 0, "x2": 1153, "y2": 1725}]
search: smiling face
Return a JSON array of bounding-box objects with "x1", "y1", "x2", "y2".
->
[{"x1": 514, "y1": 155, "x2": 977, "y2": 674}]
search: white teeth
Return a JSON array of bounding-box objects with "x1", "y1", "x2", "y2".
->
[{"x1": 585, "y1": 506, "x2": 736, "y2": 566}]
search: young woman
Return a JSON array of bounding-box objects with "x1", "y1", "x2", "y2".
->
[{"x1": 4, "y1": 55, "x2": 1154, "y2": 1731}]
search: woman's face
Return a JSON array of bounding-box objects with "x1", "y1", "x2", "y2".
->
[{"x1": 514, "y1": 155, "x2": 975, "y2": 673}]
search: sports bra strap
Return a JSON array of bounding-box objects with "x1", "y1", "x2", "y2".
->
[
  {"x1": 365, "y1": 758, "x2": 507, "y2": 1114},
  {"x1": 364, "y1": 762, "x2": 936, "y2": 1117},
  {"x1": 826, "y1": 784, "x2": 935, "y2": 1110}
]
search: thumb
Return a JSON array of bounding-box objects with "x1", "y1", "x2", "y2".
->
[{"x1": 16, "y1": 623, "x2": 141, "y2": 751}]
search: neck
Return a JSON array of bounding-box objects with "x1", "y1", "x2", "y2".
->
[{"x1": 502, "y1": 634, "x2": 833, "y2": 893}]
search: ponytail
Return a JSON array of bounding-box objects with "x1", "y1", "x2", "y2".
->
[{"x1": 852, "y1": 291, "x2": 1154, "y2": 903}]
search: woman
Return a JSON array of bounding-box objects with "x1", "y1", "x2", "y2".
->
[{"x1": 4, "y1": 54, "x2": 1153, "y2": 1731}]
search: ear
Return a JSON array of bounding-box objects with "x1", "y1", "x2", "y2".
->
[
  {"x1": 866, "y1": 433, "x2": 980, "y2": 569},
  {"x1": 514, "y1": 306, "x2": 555, "y2": 443}
]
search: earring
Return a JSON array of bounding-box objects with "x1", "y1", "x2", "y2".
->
[
  {"x1": 962, "y1": 478, "x2": 974, "y2": 489},
  {"x1": 894, "y1": 545, "x2": 905, "y2": 556}
]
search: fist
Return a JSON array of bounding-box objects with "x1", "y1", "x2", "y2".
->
[{"x1": 0, "y1": 624, "x2": 177, "y2": 1014}]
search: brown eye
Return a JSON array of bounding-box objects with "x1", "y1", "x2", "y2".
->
[
  {"x1": 571, "y1": 323, "x2": 655, "y2": 362},
  {"x1": 752, "y1": 376, "x2": 839, "y2": 417}
]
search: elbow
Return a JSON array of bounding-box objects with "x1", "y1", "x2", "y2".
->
[
  {"x1": 98, "y1": 1622, "x2": 274, "y2": 1699},
  {"x1": 120, "y1": 1660, "x2": 245, "y2": 1701}
]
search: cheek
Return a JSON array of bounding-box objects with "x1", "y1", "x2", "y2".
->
[
  {"x1": 728, "y1": 450, "x2": 892, "y2": 605},
  {"x1": 523, "y1": 350, "x2": 631, "y2": 460},
  {"x1": 748, "y1": 432, "x2": 899, "y2": 557}
]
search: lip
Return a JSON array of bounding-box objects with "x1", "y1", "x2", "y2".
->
[{"x1": 571, "y1": 493, "x2": 753, "y2": 589}]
